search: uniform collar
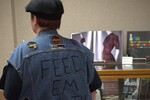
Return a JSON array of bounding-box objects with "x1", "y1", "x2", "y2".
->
[{"x1": 37, "y1": 29, "x2": 58, "y2": 36}]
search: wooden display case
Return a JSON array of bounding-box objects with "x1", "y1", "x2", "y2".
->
[{"x1": 95, "y1": 62, "x2": 150, "y2": 100}]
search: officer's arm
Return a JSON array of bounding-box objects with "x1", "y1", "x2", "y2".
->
[
  {"x1": 0, "y1": 64, "x2": 22, "y2": 99},
  {"x1": 89, "y1": 68, "x2": 101, "y2": 100},
  {"x1": 0, "y1": 90, "x2": 6, "y2": 100},
  {"x1": 91, "y1": 90, "x2": 96, "y2": 100}
]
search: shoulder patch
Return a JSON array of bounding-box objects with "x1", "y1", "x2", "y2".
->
[
  {"x1": 27, "y1": 42, "x2": 38, "y2": 50},
  {"x1": 51, "y1": 36, "x2": 62, "y2": 44},
  {"x1": 50, "y1": 44, "x2": 66, "y2": 50}
]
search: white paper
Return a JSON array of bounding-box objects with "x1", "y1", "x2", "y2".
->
[{"x1": 122, "y1": 57, "x2": 133, "y2": 64}]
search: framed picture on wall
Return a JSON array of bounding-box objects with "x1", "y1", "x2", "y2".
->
[
  {"x1": 127, "y1": 31, "x2": 150, "y2": 58},
  {"x1": 71, "y1": 30, "x2": 123, "y2": 69}
]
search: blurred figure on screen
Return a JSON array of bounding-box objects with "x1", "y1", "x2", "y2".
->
[{"x1": 102, "y1": 31, "x2": 120, "y2": 69}]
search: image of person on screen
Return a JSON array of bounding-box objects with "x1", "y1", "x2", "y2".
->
[
  {"x1": 80, "y1": 33, "x2": 86, "y2": 45},
  {"x1": 102, "y1": 31, "x2": 120, "y2": 69}
]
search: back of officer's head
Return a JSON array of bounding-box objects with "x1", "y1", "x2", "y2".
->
[{"x1": 25, "y1": 0, "x2": 64, "y2": 29}]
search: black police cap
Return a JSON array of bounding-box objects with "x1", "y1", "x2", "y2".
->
[{"x1": 25, "y1": 0, "x2": 64, "y2": 20}]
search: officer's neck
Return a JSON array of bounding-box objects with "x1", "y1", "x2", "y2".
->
[{"x1": 34, "y1": 26, "x2": 49, "y2": 35}]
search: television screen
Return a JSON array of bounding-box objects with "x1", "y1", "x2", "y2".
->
[
  {"x1": 127, "y1": 31, "x2": 150, "y2": 58},
  {"x1": 71, "y1": 31, "x2": 123, "y2": 69}
]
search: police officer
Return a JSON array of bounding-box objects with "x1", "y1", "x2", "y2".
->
[{"x1": 0, "y1": 0, "x2": 101, "y2": 99}]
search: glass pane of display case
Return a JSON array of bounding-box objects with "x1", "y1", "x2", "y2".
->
[{"x1": 95, "y1": 62, "x2": 150, "y2": 100}]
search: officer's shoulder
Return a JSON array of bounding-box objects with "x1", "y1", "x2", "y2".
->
[
  {"x1": 15, "y1": 41, "x2": 29, "y2": 49},
  {"x1": 15, "y1": 40, "x2": 38, "y2": 52}
]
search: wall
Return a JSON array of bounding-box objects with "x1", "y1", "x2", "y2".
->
[
  {"x1": 61, "y1": 0, "x2": 150, "y2": 55},
  {"x1": 0, "y1": 0, "x2": 150, "y2": 73},
  {"x1": 0, "y1": 0, "x2": 14, "y2": 74}
]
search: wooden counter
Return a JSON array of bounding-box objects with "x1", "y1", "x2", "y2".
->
[
  {"x1": 97, "y1": 69, "x2": 150, "y2": 79},
  {"x1": 94, "y1": 62, "x2": 150, "y2": 79}
]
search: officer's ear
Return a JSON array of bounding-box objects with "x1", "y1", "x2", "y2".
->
[
  {"x1": 32, "y1": 15, "x2": 38, "y2": 26},
  {"x1": 31, "y1": 13, "x2": 38, "y2": 26}
]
